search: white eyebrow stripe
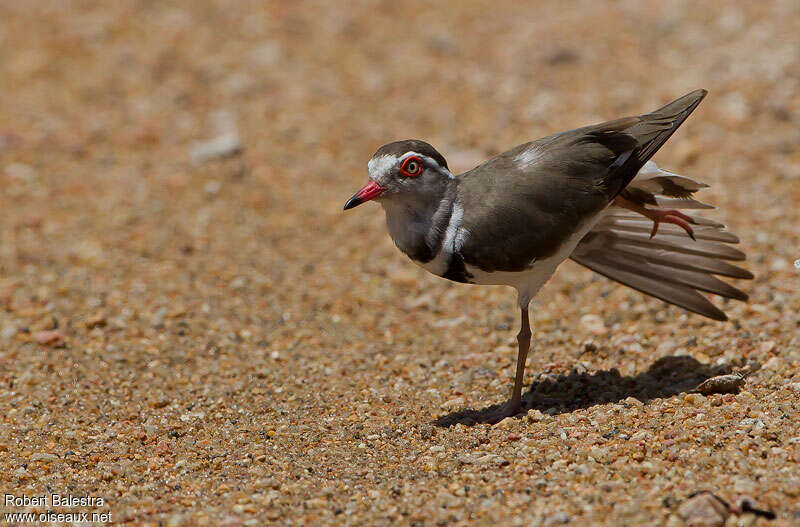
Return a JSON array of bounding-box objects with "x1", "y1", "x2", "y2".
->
[
  {"x1": 368, "y1": 150, "x2": 454, "y2": 183},
  {"x1": 398, "y1": 151, "x2": 454, "y2": 179}
]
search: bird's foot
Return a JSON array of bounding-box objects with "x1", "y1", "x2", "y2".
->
[
  {"x1": 641, "y1": 208, "x2": 696, "y2": 240},
  {"x1": 482, "y1": 398, "x2": 523, "y2": 425}
]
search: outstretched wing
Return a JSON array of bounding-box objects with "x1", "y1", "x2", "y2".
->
[
  {"x1": 571, "y1": 162, "x2": 751, "y2": 321},
  {"x1": 456, "y1": 90, "x2": 707, "y2": 273}
]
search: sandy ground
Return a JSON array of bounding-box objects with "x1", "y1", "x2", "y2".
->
[{"x1": 1, "y1": 1, "x2": 799, "y2": 525}]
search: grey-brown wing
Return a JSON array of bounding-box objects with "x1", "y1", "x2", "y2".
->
[
  {"x1": 455, "y1": 89, "x2": 707, "y2": 273},
  {"x1": 455, "y1": 130, "x2": 627, "y2": 273}
]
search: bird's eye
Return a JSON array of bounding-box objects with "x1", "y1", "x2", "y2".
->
[{"x1": 401, "y1": 157, "x2": 422, "y2": 177}]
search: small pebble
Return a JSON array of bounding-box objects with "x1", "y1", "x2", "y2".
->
[
  {"x1": 579, "y1": 314, "x2": 606, "y2": 335},
  {"x1": 694, "y1": 374, "x2": 746, "y2": 395},
  {"x1": 189, "y1": 110, "x2": 243, "y2": 163},
  {"x1": 440, "y1": 397, "x2": 465, "y2": 409},
  {"x1": 33, "y1": 330, "x2": 64, "y2": 346},
  {"x1": 543, "y1": 512, "x2": 571, "y2": 526},
  {"x1": 1, "y1": 325, "x2": 17, "y2": 339},
  {"x1": 677, "y1": 492, "x2": 730, "y2": 527},
  {"x1": 761, "y1": 356, "x2": 784, "y2": 371}
]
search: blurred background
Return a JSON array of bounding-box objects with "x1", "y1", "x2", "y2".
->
[{"x1": 1, "y1": 1, "x2": 799, "y2": 525}]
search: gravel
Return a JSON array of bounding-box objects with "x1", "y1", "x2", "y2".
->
[{"x1": 1, "y1": 1, "x2": 799, "y2": 526}]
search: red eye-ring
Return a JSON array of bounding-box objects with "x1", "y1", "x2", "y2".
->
[{"x1": 400, "y1": 156, "x2": 422, "y2": 177}]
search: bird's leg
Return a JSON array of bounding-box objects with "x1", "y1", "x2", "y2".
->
[
  {"x1": 485, "y1": 307, "x2": 531, "y2": 424},
  {"x1": 511, "y1": 306, "x2": 532, "y2": 406},
  {"x1": 612, "y1": 196, "x2": 696, "y2": 240}
]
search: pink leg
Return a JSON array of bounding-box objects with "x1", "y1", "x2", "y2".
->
[
  {"x1": 613, "y1": 197, "x2": 696, "y2": 240},
  {"x1": 640, "y1": 208, "x2": 696, "y2": 240}
]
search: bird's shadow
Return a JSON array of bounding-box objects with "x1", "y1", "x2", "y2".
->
[{"x1": 434, "y1": 355, "x2": 728, "y2": 427}]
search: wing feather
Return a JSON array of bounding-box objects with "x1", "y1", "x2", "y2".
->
[
  {"x1": 571, "y1": 162, "x2": 751, "y2": 320},
  {"x1": 456, "y1": 90, "x2": 709, "y2": 273}
]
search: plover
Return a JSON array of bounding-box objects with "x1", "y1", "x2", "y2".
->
[{"x1": 344, "y1": 90, "x2": 751, "y2": 423}]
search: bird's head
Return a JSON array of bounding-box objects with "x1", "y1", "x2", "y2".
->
[{"x1": 344, "y1": 139, "x2": 452, "y2": 210}]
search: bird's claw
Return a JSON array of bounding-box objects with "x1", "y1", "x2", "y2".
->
[{"x1": 645, "y1": 209, "x2": 696, "y2": 240}]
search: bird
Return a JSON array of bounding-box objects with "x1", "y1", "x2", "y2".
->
[{"x1": 344, "y1": 90, "x2": 751, "y2": 423}]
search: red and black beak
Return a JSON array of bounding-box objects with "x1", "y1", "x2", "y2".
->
[{"x1": 343, "y1": 181, "x2": 385, "y2": 210}]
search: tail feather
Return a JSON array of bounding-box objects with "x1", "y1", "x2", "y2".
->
[
  {"x1": 654, "y1": 197, "x2": 715, "y2": 210},
  {"x1": 611, "y1": 233, "x2": 746, "y2": 261},
  {"x1": 622, "y1": 162, "x2": 716, "y2": 209},
  {"x1": 580, "y1": 251, "x2": 748, "y2": 301},
  {"x1": 633, "y1": 161, "x2": 709, "y2": 196},
  {"x1": 604, "y1": 210, "x2": 725, "y2": 228},
  {"x1": 596, "y1": 216, "x2": 740, "y2": 243},
  {"x1": 570, "y1": 254, "x2": 729, "y2": 321},
  {"x1": 572, "y1": 160, "x2": 751, "y2": 321},
  {"x1": 603, "y1": 244, "x2": 753, "y2": 280}
]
